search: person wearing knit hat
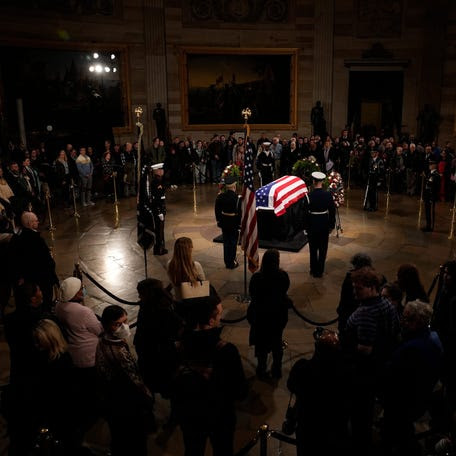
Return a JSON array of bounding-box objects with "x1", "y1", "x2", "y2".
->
[{"x1": 55, "y1": 277, "x2": 102, "y2": 370}]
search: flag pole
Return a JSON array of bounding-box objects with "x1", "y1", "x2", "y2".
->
[{"x1": 237, "y1": 107, "x2": 253, "y2": 304}]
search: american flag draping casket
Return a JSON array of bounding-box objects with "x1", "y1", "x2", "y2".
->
[{"x1": 255, "y1": 175, "x2": 308, "y2": 216}]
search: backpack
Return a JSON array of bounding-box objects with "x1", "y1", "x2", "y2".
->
[{"x1": 173, "y1": 340, "x2": 226, "y2": 420}]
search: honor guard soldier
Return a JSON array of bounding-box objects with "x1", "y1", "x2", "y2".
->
[
  {"x1": 256, "y1": 142, "x2": 274, "y2": 186},
  {"x1": 363, "y1": 149, "x2": 384, "y2": 212},
  {"x1": 422, "y1": 160, "x2": 440, "y2": 232},
  {"x1": 304, "y1": 171, "x2": 336, "y2": 278},
  {"x1": 150, "y1": 163, "x2": 168, "y2": 255},
  {"x1": 215, "y1": 175, "x2": 241, "y2": 269}
]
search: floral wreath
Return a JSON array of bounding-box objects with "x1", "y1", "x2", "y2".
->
[
  {"x1": 219, "y1": 164, "x2": 241, "y2": 192},
  {"x1": 291, "y1": 156, "x2": 321, "y2": 186},
  {"x1": 327, "y1": 171, "x2": 345, "y2": 207}
]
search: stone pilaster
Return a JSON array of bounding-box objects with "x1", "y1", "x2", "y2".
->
[
  {"x1": 143, "y1": 0, "x2": 168, "y2": 144},
  {"x1": 312, "y1": 0, "x2": 334, "y2": 134}
]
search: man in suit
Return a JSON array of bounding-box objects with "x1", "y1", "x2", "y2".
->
[{"x1": 304, "y1": 172, "x2": 336, "y2": 278}]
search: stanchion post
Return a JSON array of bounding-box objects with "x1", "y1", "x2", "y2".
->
[
  {"x1": 70, "y1": 178, "x2": 80, "y2": 218},
  {"x1": 449, "y1": 191, "x2": 456, "y2": 240},
  {"x1": 418, "y1": 173, "x2": 425, "y2": 229},
  {"x1": 113, "y1": 171, "x2": 118, "y2": 205},
  {"x1": 45, "y1": 189, "x2": 56, "y2": 232},
  {"x1": 385, "y1": 168, "x2": 391, "y2": 218},
  {"x1": 192, "y1": 162, "x2": 197, "y2": 214},
  {"x1": 259, "y1": 424, "x2": 269, "y2": 456}
]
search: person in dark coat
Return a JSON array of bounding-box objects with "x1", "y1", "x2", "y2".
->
[
  {"x1": 304, "y1": 171, "x2": 336, "y2": 278},
  {"x1": 287, "y1": 329, "x2": 350, "y2": 456},
  {"x1": 422, "y1": 160, "x2": 441, "y2": 232},
  {"x1": 214, "y1": 176, "x2": 241, "y2": 269},
  {"x1": 96, "y1": 305, "x2": 154, "y2": 456},
  {"x1": 336, "y1": 253, "x2": 373, "y2": 332},
  {"x1": 9, "y1": 211, "x2": 59, "y2": 309},
  {"x1": 134, "y1": 278, "x2": 184, "y2": 397},
  {"x1": 382, "y1": 300, "x2": 443, "y2": 456},
  {"x1": 174, "y1": 296, "x2": 248, "y2": 456},
  {"x1": 432, "y1": 260, "x2": 456, "y2": 408},
  {"x1": 247, "y1": 249, "x2": 290, "y2": 379}
]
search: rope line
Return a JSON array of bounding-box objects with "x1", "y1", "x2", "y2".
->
[{"x1": 291, "y1": 302, "x2": 338, "y2": 327}]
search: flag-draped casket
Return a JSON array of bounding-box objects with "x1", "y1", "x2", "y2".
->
[{"x1": 255, "y1": 175, "x2": 308, "y2": 241}]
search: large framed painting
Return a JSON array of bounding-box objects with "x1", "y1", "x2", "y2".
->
[
  {"x1": 0, "y1": 40, "x2": 132, "y2": 142},
  {"x1": 180, "y1": 47, "x2": 298, "y2": 130}
]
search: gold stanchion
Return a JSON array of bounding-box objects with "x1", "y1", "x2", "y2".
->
[
  {"x1": 346, "y1": 153, "x2": 353, "y2": 191},
  {"x1": 449, "y1": 192, "x2": 456, "y2": 240},
  {"x1": 70, "y1": 178, "x2": 80, "y2": 218},
  {"x1": 384, "y1": 169, "x2": 391, "y2": 218},
  {"x1": 112, "y1": 172, "x2": 119, "y2": 229},
  {"x1": 45, "y1": 189, "x2": 56, "y2": 232},
  {"x1": 192, "y1": 163, "x2": 197, "y2": 215},
  {"x1": 417, "y1": 174, "x2": 425, "y2": 229}
]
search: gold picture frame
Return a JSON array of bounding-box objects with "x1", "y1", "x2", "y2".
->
[{"x1": 180, "y1": 47, "x2": 298, "y2": 131}]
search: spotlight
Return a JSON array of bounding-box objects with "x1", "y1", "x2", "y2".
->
[
  {"x1": 93, "y1": 52, "x2": 99, "y2": 59},
  {"x1": 104, "y1": 66, "x2": 110, "y2": 72},
  {"x1": 95, "y1": 64, "x2": 102, "y2": 73},
  {"x1": 110, "y1": 54, "x2": 116, "y2": 60},
  {"x1": 89, "y1": 66, "x2": 95, "y2": 72},
  {"x1": 113, "y1": 68, "x2": 117, "y2": 73}
]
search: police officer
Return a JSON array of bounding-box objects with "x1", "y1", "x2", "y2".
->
[
  {"x1": 422, "y1": 160, "x2": 440, "y2": 232},
  {"x1": 304, "y1": 171, "x2": 336, "y2": 278},
  {"x1": 215, "y1": 175, "x2": 241, "y2": 269},
  {"x1": 150, "y1": 163, "x2": 168, "y2": 255}
]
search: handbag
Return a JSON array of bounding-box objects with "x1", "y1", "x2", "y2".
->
[{"x1": 180, "y1": 280, "x2": 210, "y2": 299}]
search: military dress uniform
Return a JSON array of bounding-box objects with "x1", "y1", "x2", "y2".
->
[
  {"x1": 304, "y1": 172, "x2": 336, "y2": 277},
  {"x1": 423, "y1": 166, "x2": 441, "y2": 232},
  {"x1": 363, "y1": 155, "x2": 384, "y2": 211},
  {"x1": 215, "y1": 180, "x2": 241, "y2": 269},
  {"x1": 256, "y1": 145, "x2": 274, "y2": 187},
  {"x1": 149, "y1": 165, "x2": 167, "y2": 255}
]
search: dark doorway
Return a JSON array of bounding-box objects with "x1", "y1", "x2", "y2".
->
[{"x1": 347, "y1": 71, "x2": 403, "y2": 138}]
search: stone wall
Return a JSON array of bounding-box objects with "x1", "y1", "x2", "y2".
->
[{"x1": 0, "y1": 0, "x2": 454, "y2": 147}]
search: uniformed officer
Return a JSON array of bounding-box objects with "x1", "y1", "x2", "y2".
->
[
  {"x1": 256, "y1": 142, "x2": 274, "y2": 186},
  {"x1": 215, "y1": 175, "x2": 241, "y2": 269},
  {"x1": 363, "y1": 149, "x2": 384, "y2": 212},
  {"x1": 422, "y1": 160, "x2": 440, "y2": 232},
  {"x1": 304, "y1": 171, "x2": 336, "y2": 277},
  {"x1": 150, "y1": 163, "x2": 168, "y2": 255}
]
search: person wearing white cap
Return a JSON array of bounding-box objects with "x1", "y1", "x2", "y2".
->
[
  {"x1": 55, "y1": 277, "x2": 103, "y2": 369},
  {"x1": 257, "y1": 141, "x2": 274, "y2": 186},
  {"x1": 54, "y1": 276, "x2": 103, "y2": 436},
  {"x1": 304, "y1": 171, "x2": 336, "y2": 278}
]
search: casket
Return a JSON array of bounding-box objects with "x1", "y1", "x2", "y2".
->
[{"x1": 255, "y1": 175, "x2": 308, "y2": 242}]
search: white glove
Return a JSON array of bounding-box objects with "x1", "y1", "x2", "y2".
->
[{"x1": 158, "y1": 213, "x2": 164, "y2": 221}]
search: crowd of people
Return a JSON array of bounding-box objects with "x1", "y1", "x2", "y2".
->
[
  {"x1": 2, "y1": 211, "x2": 456, "y2": 456},
  {"x1": 1, "y1": 129, "x2": 456, "y2": 456},
  {"x1": 1, "y1": 130, "x2": 454, "y2": 226}
]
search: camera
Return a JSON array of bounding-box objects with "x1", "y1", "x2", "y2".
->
[{"x1": 281, "y1": 402, "x2": 298, "y2": 435}]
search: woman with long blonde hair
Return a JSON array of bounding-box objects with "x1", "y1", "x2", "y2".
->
[
  {"x1": 34, "y1": 318, "x2": 68, "y2": 361},
  {"x1": 167, "y1": 237, "x2": 205, "y2": 300}
]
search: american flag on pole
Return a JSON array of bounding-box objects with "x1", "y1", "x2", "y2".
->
[
  {"x1": 255, "y1": 175, "x2": 308, "y2": 216},
  {"x1": 240, "y1": 146, "x2": 259, "y2": 273}
]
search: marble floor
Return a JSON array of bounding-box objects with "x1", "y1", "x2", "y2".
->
[{"x1": 1, "y1": 183, "x2": 454, "y2": 455}]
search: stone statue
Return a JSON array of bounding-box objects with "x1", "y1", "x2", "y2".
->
[
  {"x1": 152, "y1": 102, "x2": 167, "y2": 140},
  {"x1": 417, "y1": 104, "x2": 441, "y2": 144},
  {"x1": 311, "y1": 101, "x2": 327, "y2": 137}
]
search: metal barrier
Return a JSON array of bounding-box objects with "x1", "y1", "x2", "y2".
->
[{"x1": 233, "y1": 424, "x2": 297, "y2": 456}]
